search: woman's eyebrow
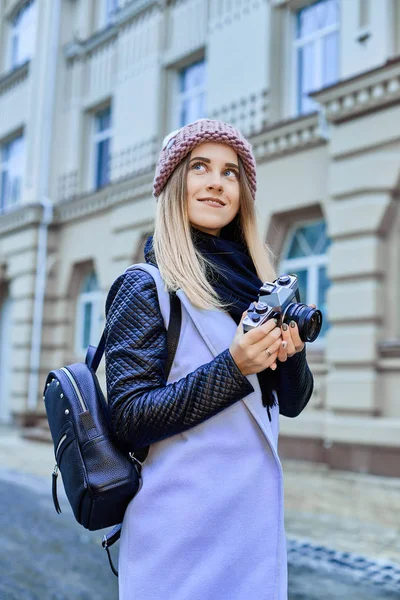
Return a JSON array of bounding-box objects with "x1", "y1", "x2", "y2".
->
[
  {"x1": 189, "y1": 156, "x2": 210, "y2": 163},
  {"x1": 189, "y1": 156, "x2": 239, "y2": 169}
]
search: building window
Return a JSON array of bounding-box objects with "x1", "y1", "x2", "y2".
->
[
  {"x1": 294, "y1": 0, "x2": 339, "y2": 115},
  {"x1": 178, "y1": 60, "x2": 207, "y2": 127},
  {"x1": 93, "y1": 106, "x2": 112, "y2": 190},
  {"x1": 0, "y1": 135, "x2": 24, "y2": 212},
  {"x1": 75, "y1": 273, "x2": 102, "y2": 355},
  {"x1": 358, "y1": 0, "x2": 370, "y2": 29},
  {"x1": 104, "y1": 0, "x2": 119, "y2": 26},
  {"x1": 9, "y1": 0, "x2": 37, "y2": 70},
  {"x1": 280, "y1": 220, "x2": 331, "y2": 339}
]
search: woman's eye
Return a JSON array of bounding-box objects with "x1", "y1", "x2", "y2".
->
[
  {"x1": 191, "y1": 162, "x2": 206, "y2": 172},
  {"x1": 224, "y1": 169, "x2": 238, "y2": 178}
]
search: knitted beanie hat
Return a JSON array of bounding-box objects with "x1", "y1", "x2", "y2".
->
[{"x1": 152, "y1": 119, "x2": 257, "y2": 200}]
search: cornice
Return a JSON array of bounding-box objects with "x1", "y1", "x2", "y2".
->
[
  {"x1": 378, "y1": 339, "x2": 400, "y2": 359},
  {"x1": 311, "y1": 57, "x2": 400, "y2": 124},
  {"x1": 0, "y1": 203, "x2": 43, "y2": 236},
  {"x1": 270, "y1": 0, "x2": 316, "y2": 9},
  {"x1": 55, "y1": 170, "x2": 154, "y2": 224},
  {"x1": 250, "y1": 112, "x2": 326, "y2": 162},
  {"x1": 65, "y1": 0, "x2": 161, "y2": 60},
  {"x1": 0, "y1": 61, "x2": 29, "y2": 96}
]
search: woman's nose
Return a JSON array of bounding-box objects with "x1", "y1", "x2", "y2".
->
[
  {"x1": 206, "y1": 184, "x2": 222, "y2": 193},
  {"x1": 206, "y1": 176, "x2": 223, "y2": 193}
]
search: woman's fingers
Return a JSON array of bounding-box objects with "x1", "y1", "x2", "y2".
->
[
  {"x1": 281, "y1": 323, "x2": 296, "y2": 357},
  {"x1": 266, "y1": 349, "x2": 279, "y2": 370},
  {"x1": 277, "y1": 339, "x2": 288, "y2": 363},
  {"x1": 252, "y1": 323, "x2": 282, "y2": 355},
  {"x1": 265, "y1": 337, "x2": 282, "y2": 359},
  {"x1": 231, "y1": 317, "x2": 281, "y2": 376},
  {"x1": 286, "y1": 321, "x2": 305, "y2": 354}
]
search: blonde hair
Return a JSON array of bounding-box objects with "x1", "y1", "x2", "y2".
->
[{"x1": 152, "y1": 154, "x2": 276, "y2": 311}]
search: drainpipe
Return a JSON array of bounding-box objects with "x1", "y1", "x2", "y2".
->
[{"x1": 27, "y1": 0, "x2": 61, "y2": 412}]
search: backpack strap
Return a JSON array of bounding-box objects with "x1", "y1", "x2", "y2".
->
[
  {"x1": 165, "y1": 291, "x2": 182, "y2": 377},
  {"x1": 87, "y1": 265, "x2": 182, "y2": 378},
  {"x1": 100, "y1": 287, "x2": 182, "y2": 576}
]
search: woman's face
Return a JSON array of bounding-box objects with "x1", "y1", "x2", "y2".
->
[{"x1": 186, "y1": 142, "x2": 240, "y2": 236}]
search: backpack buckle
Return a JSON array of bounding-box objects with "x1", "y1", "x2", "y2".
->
[{"x1": 129, "y1": 452, "x2": 143, "y2": 468}]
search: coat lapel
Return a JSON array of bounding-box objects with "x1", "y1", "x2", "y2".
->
[{"x1": 176, "y1": 290, "x2": 277, "y2": 449}]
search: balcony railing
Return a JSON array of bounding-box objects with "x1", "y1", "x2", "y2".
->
[{"x1": 57, "y1": 136, "x2": 159, "y2": 202}]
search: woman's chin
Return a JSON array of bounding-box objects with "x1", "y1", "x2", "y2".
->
[{"x1": 190, "y1": 215, "x2": 232, "y2": 231}]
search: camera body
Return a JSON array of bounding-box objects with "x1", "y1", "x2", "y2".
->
[{"x1": 242, "y1": 274, "x2": 322, "y2": 343}]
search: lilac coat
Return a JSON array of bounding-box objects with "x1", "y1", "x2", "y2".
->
[{"x1": 118, "y1": 264, "x2": 288, "y2": 600}]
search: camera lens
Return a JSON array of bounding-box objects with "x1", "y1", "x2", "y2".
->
[{"x1": 284, "y1": 303, "x2": 323, "y2": 342}]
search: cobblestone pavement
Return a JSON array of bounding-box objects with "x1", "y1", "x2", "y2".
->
[
  {"x1": 0, "y1": 427, "x2": 399, "y2": 599},
  {"x1": 283, "y1": 459, "x2": 400, "y2": 566}
]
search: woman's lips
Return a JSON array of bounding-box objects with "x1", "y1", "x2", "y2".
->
[{"x1": 197, "y1": 198, "x2": 225, "y2": 208}]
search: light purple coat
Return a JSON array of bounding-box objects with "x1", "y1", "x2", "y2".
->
[{"x1": 118, "y1": 264, "x2": 288, "y2": 600}]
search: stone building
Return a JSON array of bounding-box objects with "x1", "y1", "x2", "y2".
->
[{"x1": 0, "y1": 0, "x2": 399, "y2": 476}]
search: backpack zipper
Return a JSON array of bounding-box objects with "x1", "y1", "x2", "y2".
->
[
  {"x1": 56, "y1": 433, "x2": 67, "y2": 458},
  {"x1": 52, "y1": 463, "x2": 62, "y2": 514},
  {"x1": 60, "y1": 367, "x2": 87, "y2": 412}
]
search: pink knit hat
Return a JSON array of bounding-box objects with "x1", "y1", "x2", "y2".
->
[{"x1": 152, "y1": 119, "x2": 257, "y2": 200}]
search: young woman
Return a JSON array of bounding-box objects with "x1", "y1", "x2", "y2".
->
[{"x1": 105, "y1": 119, "x2": 314, "y2": 600}]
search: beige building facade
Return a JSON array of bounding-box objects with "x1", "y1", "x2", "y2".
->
[{"x1": 0, "y1": 0, "x2": 399, "y2": 476}]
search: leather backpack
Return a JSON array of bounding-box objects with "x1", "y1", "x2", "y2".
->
[{"x1": 43, "y1": 267, "x2": 182, "y2": 575}]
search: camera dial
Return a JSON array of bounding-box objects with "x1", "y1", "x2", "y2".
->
[
  {"x1": 255, "y1": 302, "x2": 268, "y2": 314},
  {"x1": 277, "y1": 275, "x2": 291, "y2": 286}
]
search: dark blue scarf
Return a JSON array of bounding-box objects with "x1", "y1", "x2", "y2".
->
[
  {"x1": 144, "y1": 222, "x2": 277, "y2": 410},
  {"x1": 190, "y1": 226, "x2": 263, "y2": 325}
]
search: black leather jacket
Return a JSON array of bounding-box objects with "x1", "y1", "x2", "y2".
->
[{"x1": 105, "y1": 270, "x2": 314, "y2": 452}]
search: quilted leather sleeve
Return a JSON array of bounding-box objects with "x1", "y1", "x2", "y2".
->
[
  {"x1": 104, "y1": 270, "x2": 254, "y2": 451},
  {"x1": 275, "y1": 348, "x2": 314, "y2": 418}
]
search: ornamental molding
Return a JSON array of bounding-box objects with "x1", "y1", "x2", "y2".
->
[
  {"x1": 311, "y1": 57, "x2": 400, "y2": 124},
  {"x1": 209, "y1": 89, "x2": 269, "y2": 138},
  {"x1": 65, "y1": 0, "x2": 161, "y2": 60},
  {"x1": 0, "y1": 61, "x2": 29, "y2": 97},
  {"x1": 0, "y1": 203, "x2": 43, "y2": 236},
  {"x1": 55, "y1": 171, "x2": 154, "y2": 225},
  {"x1": 250, "y1": 112, "x2": 326, "y2": 162},
  {"x1": 208, "y1": 0, "x2": 267, "y2": 32},
  {"x1": 378, "y1": 339, "x2": 400, "y2": 359},
  {"x1": 270, "y1": 0, "x2": 316, "y2": 9}
]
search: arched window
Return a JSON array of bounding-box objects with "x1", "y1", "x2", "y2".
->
[
  {"x1": 280, "y1": 220, "x2": 330, "y2": 339},
  {"x1": 75, "y1": 272, "x2": 102, "y2": 355}
]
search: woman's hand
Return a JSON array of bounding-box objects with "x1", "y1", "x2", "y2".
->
[
  {"x1": 229, "y1": 312, "x2": 283, "y2": 376},
  {"x1": 277, "y1": 304, "x2": 316, "y2": 363}
]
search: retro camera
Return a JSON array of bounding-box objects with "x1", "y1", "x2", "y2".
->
[{"x1": 242, "y1": 274, "x2": 323, "y2": 343}]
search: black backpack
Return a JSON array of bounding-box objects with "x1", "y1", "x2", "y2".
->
[{"x1": 43, "y1": 269, "x2": 181, "y2": 574}]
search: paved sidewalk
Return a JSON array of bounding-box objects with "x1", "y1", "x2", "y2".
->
[
  {"x1": 1, "y1": 425, "x2": 399, "y2": 568},
  {"x1": 283, "y1": 459, "x2": 400, "y2": 567}
]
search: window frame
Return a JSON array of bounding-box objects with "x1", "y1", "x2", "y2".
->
[
  {"x1": 279, "y1": 219, "x2": 330, "y2": 345},
  {"x1": 103, "y1": 0, "x2": 119, "y2": 27},
  {"x1": 91, "y1": 105, "x2": 112, "y2": 191},
  {"x1": 0, "y1": 133, "x2": 25, "y2": 213},
  {"x1": 175, "y1": 59, "x2": 207, "y2": 129},
  {"x1": 74, "y1": 274, "x2": 103, "y2": 357},
  {"x1": 291, "y1": 0, "x2": 340, "y2": 116},
  {"x1": 8, "y1": 0, "x2": 37, "y2": 70}
]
